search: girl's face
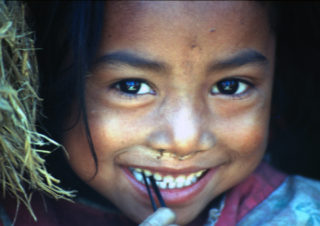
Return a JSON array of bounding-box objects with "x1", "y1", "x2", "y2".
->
[{"x1": 64, "y1": 1, "x2": 275, "y2": 224}]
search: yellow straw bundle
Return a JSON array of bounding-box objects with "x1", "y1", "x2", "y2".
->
[{"x1": 0, "y1": 0, "x2": 73, "y2": 220}]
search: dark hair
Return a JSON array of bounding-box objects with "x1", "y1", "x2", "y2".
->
[
  {"x1": 27, "y1": 1, "x2": 320, "y2": 192},
  {"x1": 27, "y1": 1, "x2": 106, "y2": 196},
  {"x1": 28, "y1": 1, "x2": 104, "y2": 178}
]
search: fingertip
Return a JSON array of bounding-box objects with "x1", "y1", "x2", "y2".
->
[
  {"x1": 139, "y1": 207, "x2": 176, "y2": 226},
  {"x1": 157, "y1": 207, "x2": 176, "y2": 222}
]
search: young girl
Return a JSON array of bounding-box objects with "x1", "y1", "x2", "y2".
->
[{"x1": 1, "y1": 1, "x2": 320, "y2": 225}]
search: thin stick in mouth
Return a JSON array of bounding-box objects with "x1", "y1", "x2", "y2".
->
[{"x1": 142, "y1": 172, "x2": 167, "y2": 212}]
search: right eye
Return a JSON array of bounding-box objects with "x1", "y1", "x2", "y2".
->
[
  {"x1": 210, "y1": 78, "x2": 252, "y2": 97},
  {"x1": 111, "y1": 79, "x2": 155, "y2": 96}
]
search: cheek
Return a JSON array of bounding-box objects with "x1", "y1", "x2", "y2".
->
[
  {"x1": 212, "y1": 109, "x2": 270, "y2": 192},
  {"x1": 62, "y1": 108, "x2": 128, "y2": 180},
  {"x1": 235, "y1": 122, "x2": 267, "y2": 155},
  {"x1": 87, "y1": 110, "x2": 147, "y2": 152},
  {"x1": 219, "y1": 110, "x2": 270, "y2": 158},
  {"x1": 63, "y1": 121, "x2": 96, "y2": 180},
  {"x1": 62, "y1": 113, "x2": 131, "y2": 183}
]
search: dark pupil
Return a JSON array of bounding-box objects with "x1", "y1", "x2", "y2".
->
[
  {"x1": 119, "y1": 80, "x2": 141, "y2": 94},
  {"x1": 217, "y1": 80, "x2": 238, "y2": 94}
]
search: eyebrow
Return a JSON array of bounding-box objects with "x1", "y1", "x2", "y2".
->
[
  {"x1": 94, "y1": 51, "x2": 168, "y2": 72},
  {"x1": 208, "y1": 49, "x2": 268, "y2": 72},
  {"x1": 94, "y1": 49, "x2": 268, "y2": 74}
]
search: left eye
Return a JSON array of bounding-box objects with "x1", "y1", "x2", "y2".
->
[
  {"x1": 113, "y1": 79, "x2": 154, "y2": 95},
  {"x1": 211, "y1": 79, "x2": 250, "y2": 96}
]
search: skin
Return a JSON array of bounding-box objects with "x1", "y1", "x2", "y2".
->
[{"x1": 63, "y1": 1, "x2": 275, "y2": 225}]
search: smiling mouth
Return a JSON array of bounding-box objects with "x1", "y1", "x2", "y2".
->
[{"x1": 129, "y1": 167, "x2": 208, "y2": 189}]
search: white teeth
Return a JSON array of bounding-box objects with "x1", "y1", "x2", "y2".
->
[
  {"x1": 184, "y1": 179, "x2": 192, "y2": 187},
  {"x1": 176, "y1": 181, "x2": 184, "y2": 189},
  {"x1": 163, "y1": 175, "x2": 174, "y2": 184},
  {"x1": 144, "y1": 170, "x2": 152, "y2": 177},
  {"x1": 157, "y1": 181, "x2": 167, "y2": 189},
  {"x1": 168, "y1": 181, "x2": 176, "y2": 189},
  {"x1": 195, "y1": 170, "x2": 205, "y2": 177},
  {"x1": 176, "y1": 175, "x2": 186, "y2": 184},
  {"x1": 187, "y1": 174, "x2": 197, "y2": 183},
  {"x1": 130, "y1": 167, "x2": 207, "y2": 189},
  {"x1": 146, "y1": 177, "x2": 151, "y2": 185},
  {"x1": 132, "y1": 170, "x2": 144, "y2": 183},
  {"x1": 153, "y1": 173, "x2": 162, "y2": 181},
  {"x1": 135, "y1": 168, "x2": 142, "y2": 173}
]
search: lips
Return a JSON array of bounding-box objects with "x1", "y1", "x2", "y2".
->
[{"x1": 123, "y1": 165, "x2": 217, "y2": 205}]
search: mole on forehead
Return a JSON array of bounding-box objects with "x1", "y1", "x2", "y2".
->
[{"x1": 188, "y1": 37, "x2": 201, "y2": 50}]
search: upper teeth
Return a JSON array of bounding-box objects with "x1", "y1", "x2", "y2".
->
[{"x1": 129, "y1": 167, "x2": 206, "y2": 190}]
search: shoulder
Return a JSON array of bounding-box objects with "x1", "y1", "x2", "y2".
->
[
  {"x1": 288, "y1": 176, "x2": 320, "y2": 200},
  {"x1": 282, "y1": 176, "x2": 320, "y2": 219},
  {"x1": 238, "y1": 175, "x2": 320, "y2": 226}
]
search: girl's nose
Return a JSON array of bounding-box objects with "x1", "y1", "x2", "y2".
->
[{"x1": 147, "y1": 98, "x2": 215, "y2": 158}]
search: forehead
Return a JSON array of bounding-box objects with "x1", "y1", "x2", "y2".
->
[
  {"x1": 100, "y1": 1, "x2": 273, "y2": 71},
  {"x1": 103, "y1": 1, "x2": 268, "y2": 38}
]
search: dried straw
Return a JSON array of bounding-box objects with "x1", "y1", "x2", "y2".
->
[{"x1": 0, "y1": 0, "x2": 74, "y2": 221}]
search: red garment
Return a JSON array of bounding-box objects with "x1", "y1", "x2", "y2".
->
[
  {"x1": 0, "y1": 162, "x2": 286, "y2": 226},
  {"x1": 1, "y1": 193, "x2": 135, "y2": 226},
  {"x1": 217, "y1": 162, "x2": 286, "y2": 225}
]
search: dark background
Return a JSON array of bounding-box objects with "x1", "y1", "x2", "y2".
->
[{"x1": 267, "y1": 2, "x2": 320, "y2": 180}]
